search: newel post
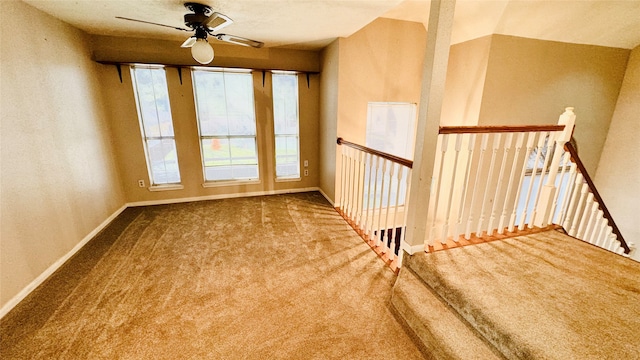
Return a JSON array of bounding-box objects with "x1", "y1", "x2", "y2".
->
[{"x1": 533, "y1": 107, "x2": 576, "y2": 227}]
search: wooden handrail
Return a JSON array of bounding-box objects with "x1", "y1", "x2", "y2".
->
[
  {"x1": 337, "y1": 138, "x2": 413, "y2": 168},
  {"x1": 439, "y1": 125, "x2": 565, "y2": 134},
  {"x1": 564, "y1": 142, "x2": 630, "y2": 254}
]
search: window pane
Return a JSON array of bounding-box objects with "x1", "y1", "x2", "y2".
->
[
  {"x1": 275, "y1": 135, "x2": 299, "y2": 178},
  {"x1": 202, "y1": 138, "x2": 231, "y2": 167},
  {"x1": 273, "y1": 74, "x2": 299, "y2": 135},
  {"x1": 134, "y1": 68, "x2": 161, "y2": 138},
  {"x1": 194, "y1": 71, "x2": 229, "y2": 136},
  {"x1": 229, "y1": 137, "x2": 258, "y2": 165},
  {"x1": 225, "y1": 73, "x2": 256, "y2": 136},
  {"x1": 146, "y1": 139, "x2": 180, "y2": 184},
  {"x1": 151, "y1": 69, "x2": 174, "y2": 137},
  {"x1": 193, "y1": 68, "x2": 259, "y2": 182},
  {"x1": 272, "y1": 73, "x2": 300, "y2": 178},
  {"x1": 131, "y1": 66, "x2": 181, "y2": 185},
  {"x1": 366, "y1": 102, "x2": 416, "y2": 160}
]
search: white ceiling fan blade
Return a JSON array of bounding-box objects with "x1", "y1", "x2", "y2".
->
[
  {"x1": 181, "y1": 37, "x2": 197, "y2": 48},
  {"x1": 206, "y1": 12, "x2": 233, "y2": 32},
  {"x1": 215, "y1": 34, "x2": 264, "y2": 48}
]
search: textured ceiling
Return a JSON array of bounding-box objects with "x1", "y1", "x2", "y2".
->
[{"x1": 22, "y1": 0, "x2": 640, "y2": 50}]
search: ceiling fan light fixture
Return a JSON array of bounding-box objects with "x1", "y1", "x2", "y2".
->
[{"x1": 191, "y1": 37, "x2": 214, "y2": 64}]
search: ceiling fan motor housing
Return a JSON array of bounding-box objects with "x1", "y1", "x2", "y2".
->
[{"x1": 184, "y1": 2, "x2": 212, "y2": 29}]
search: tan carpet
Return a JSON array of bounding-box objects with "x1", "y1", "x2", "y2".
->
[
  {"x1": 405, "y1": 229, "x2": 640, "y2": 359},
  {"x1": 1, "y1": 192, "x2": 424, "y2": 359}
]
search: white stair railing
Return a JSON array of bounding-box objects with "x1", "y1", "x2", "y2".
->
[
  {"x1": 558, "y1": 140, "x2": 632, "y2": 256},
  {"x1": 336, "y1": 109, "x2": 632, "y2": 264},
  {"x1": 424, "y1": 108, "x2": 631, "y2": 256},
  {"x1": 427, "y1": 124, "x2": 565, "y2": 249},
  {"x1": 336, "y1": 138, "x2": 413, "y2": 269}
]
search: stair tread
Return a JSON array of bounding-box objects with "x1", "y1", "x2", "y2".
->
[
  {"x1": 391, "y1": 268, "x2": 504, "y2": 360},
  {"x1": 406, "y1": 230, "x2": 640, "y2": 359}
]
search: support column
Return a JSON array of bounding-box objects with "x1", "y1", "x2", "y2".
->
[
  {"x1": 403, "y1": 0, "x2": 456, "y2": 252},
  {"x1": 533, "y1": 107, "x2": 576, "y2": 227}
]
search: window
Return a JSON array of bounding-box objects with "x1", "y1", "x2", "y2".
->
[
  {"x1": 272, "y1": 72, "x2": 300, "y2": 179},
  {"x1": 364, "y1": 102, "x2": 417, "y2": 207},
  {"x1": 366, "y1": 102, "x2": 417, "y2": 160},
  {"x1": 130, "y1": 65, "x2": 181, "y2": 186},
  {"x1": 192, "y1": 68, "x2": 259, "y2": 182}
]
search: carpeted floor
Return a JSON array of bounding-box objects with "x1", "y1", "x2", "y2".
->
[{"x1": 1, "y1": 192, "x2": 425, "y2": 359}]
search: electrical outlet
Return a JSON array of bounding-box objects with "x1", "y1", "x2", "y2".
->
[
  {"x1": 303, "y1": 160, "x2": 309, "y2": 167},
  {"x1": 304, "y1": 169, "x2": 309, "y2": 176},
  {"x1": 138, "y1": 180, "x2": 145, "y2": 188}
]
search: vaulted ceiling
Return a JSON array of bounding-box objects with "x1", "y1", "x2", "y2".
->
[{"x1": 22, "y1": 0, "x2": 640, "y2": 50}]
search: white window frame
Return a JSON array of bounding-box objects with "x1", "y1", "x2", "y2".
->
[
  {"x1": 130, "y1": 64, "x2": 183, "y2": 190},
  {"x1": 192, "y1": 67, "x2": 260, "y2": 185},
  {"x1": 272, "y1": 71, "x2": 301, "y2": 180},
  {"x1": 364, "y1": 102, "x2": 417, "y2": 208}
]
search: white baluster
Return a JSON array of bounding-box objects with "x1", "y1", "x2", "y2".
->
[
  {"x1": 338, "y1": 145, "x2": 347, "y2": 211},
  {"x1": 389, "y1": 165, "x2": 404, "y2": 262},
  {"x1": 442, "y1": 134, "x2": 462, "y2": 242},
  {"x1": 350, "y1": 150, "x2": 359, "y2": 225},
  {"x1": 594, "y1": 219, "x2": 607, "y2": 248},
  {"x1": 368, "y1": 156, "x2": 382, "y2": 245},
  {"x1": 362, "y1": 153, "x2": 374, "y2": 239},
  {"x1": 477, "y1": 133, "x2": 501, "y2": 237},
  {"x1": 399, "y1": 168, "x2": 412, "y2": 260},
  {"x1": 466, "y1": 133, "x2": 489, "y2": 239},
  {"x1": 534, "y1": 108, "x2": 576, "y2": 226},
  {"x1": 345, "y1": 146, "x2": 354, "y2": 217},
  {"x1": 382, "y1": 162, "x2": 396, "y2": 254},
  {"x1": 499, "y1": 133, "x2": 524, "y2": 234},
  {"x1": 375, "y1": 159, "x2": 388, "y2": 247},
  {"x1": 509, "y1": 132, "x2": 536, "y2": 232},
  {"x1": 582, "y1": 201, "x2": 599, "y2": 243},
  {"x1": 563, "y1": 173, "x2": 584, "y2": 231},
  {"x1": 550, "y1": 153, "x2": 572, "y2": 225},
  {"x1": 347, "y1": 149, "x2": 357, "y2": 223},
  {"x1": 530, "y1": 132, "x2": 555, "y2": 228},
  {"x1": 354, "y1": 150, "x2": 365, "y2": 228},
  {"x1": 547, "y1": 153, "x2": 569, "y2": 224},
  {"x1": 488, "y1": 133, "x2": 512, "y2": 235},
  {"x1": 429, "y1": 135, "x2": 449, "y2": 244},
  {"x1": 576, "y1": 192, "x2": 594, "y2": 238},
  {"x1": 455, "y1": 133, "x2": 476, "y2": 240},
  {"x1": 603, "y1": 226, "x2": 614, "y2": 250},
  {"x1": 519, "y1": 132, "x2": 549, "y2": 230},
  {"x1": 588, "y1": 210, "x2": 604, "y2": 245}
]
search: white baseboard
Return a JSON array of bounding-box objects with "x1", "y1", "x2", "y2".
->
[
  {"x1": 316, "y1": 187, "x2": 335, "y2": 206},
  {"x1": 0, "y1": 204, "x2": 128, "y2": 320},
  {"x1": 126, "y1": 187, "x2": 322, "y2": 207},
  {"x1": 402, "y1": 242, "x2": 425, "y2": 255}
]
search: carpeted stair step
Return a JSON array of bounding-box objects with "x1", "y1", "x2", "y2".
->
[
  {"x1": 403, "y1": 231, "x2": 640, "y2": 359},
  {"x1": 391, "y1": 267, "x2": 504, "y2": 360}
]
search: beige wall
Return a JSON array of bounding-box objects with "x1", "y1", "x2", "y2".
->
[
  {"x1": 441, "y1": 35, "x2": 492, "y2": 126},
  {"x1": 318, "y1": 40, "x2": 340, "y2": 202},
  {"x1": 98, "y1": 47, "x2": 320, "y2": 203},
  {"x1": 595, "y1": 45, "x2": 640, "y2": 261},
  {"x1": 91, "y1": 35, "x2": 320, "y2": 73},
  {"x1": 0, "y1": 1, "x2": 125, "y2": 308},
  {"x1": 479, "y1": 35, "x2": 629, "y2": 173},
  {"x1": 332, "y1": 18, "x2": 427, "y2": 203},
  {"x1": 337, "y1": 18, "x2": 427, "y2": 144}
]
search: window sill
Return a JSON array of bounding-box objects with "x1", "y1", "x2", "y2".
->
[
  {"x1": 275, "y1": 177, "x2": 301, "y2": 183},
  {"x1": 202, "y1": 179, "x2": 261, "y2": 188},
  {"x1": 149, "y1": 184, "x2": 184, "y2": 192}
]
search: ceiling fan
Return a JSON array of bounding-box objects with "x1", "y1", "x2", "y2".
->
[{"x1": 116, "y1": 2, "x2": 264, "y2": 65}]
